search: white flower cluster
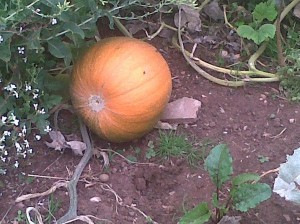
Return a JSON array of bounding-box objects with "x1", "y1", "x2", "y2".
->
[{"x1": 1, "y1": 82, "x2": 52, "y2": 173}]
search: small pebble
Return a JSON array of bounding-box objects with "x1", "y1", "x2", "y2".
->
[
  {"x1": 99, "y1": 173, "x2": 110, "y2": 182},
  {"x1": 289, "y1": 118, "x2": 295, "y2": 124},
  {"x1": 90, "y1": 197, "x2": 101, "y2": 203}
]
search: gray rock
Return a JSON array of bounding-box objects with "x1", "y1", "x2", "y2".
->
[{"x1": 161, "y1": 97, "x2": 201, "y2": 123}]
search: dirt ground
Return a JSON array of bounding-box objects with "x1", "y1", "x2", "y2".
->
[{"x1": 1, "y1": 23, "x2": 300, "y2": 224}]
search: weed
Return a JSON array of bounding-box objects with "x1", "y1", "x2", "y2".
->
[
  {"x1": 44, "y1": 194, "x2": 61, "y2": 223},
  {"x1": 179, "y1": 144, "x2": 271, "y2": 224},
  {"x1": 157, "y1": 131, "x2": 193, "y2": 158},
  {"x1": 156, "y1": 131, "x2": 211, "y2": 166},
  {"x1": 258, "y1": 155, "x2": 270, "y2": 163},
  {"x1": 145, "y1": 141, "x2": 156, "y2": 159},
  {"x1": 279, "y1": 49, "x2": 300, "y2": 102}
]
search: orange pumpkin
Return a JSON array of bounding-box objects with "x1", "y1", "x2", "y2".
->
[{"x1": 70, "y1": 37, "x2": 172, "y2": 143}]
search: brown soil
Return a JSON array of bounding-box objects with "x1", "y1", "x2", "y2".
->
[{"x1": 1, "y1": 26, "x2": 300, "y2": 224}]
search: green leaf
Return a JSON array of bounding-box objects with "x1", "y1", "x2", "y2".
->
[
  {"x1": 63, "y1": 22, "x2": 85, "y2": 39},
  {"x1": 237, "y1": 25, "x2": 256, "y2": 39},
  {"x1": 47, "y1": 38, "x2": 72, "y2": 66},
  {"x1": 43, "y1": 94, "x2": 62, "y2": 109},
  {"x1": 257, "y1": 23, "x2": 276, "y2": 41},
  {"x1": 232, "y1": 173, "x2": 260, "y2": 187},
  {"x1": 204, "y1": 144, "x2": 233, "y2": 188},
  {"x1": 0, "y1": 32, "x2": 13, "y2": 62},
  {"x1": 27, "y1": 29, "x2": 42, "y2": 50},
  {"x1": 126, "y1": 155, "x2": 137, "y2": 163},
  {"x1": 231, "y1": 183, "x2": 272, "y2": 212},
  {"x1": 237, "y1": 24, "x2": 275, "y2": 45},
  {"x1": 179, "y1": 202, "x2": 211, "y2": 224},
  {"x1": 253, "y1": 0, "x2": 277, "y2": 22},
  {"x1": 146, "y1": 148, "x2": 156, "y2": 159}
]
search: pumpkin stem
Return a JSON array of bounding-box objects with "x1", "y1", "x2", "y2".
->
[{"x1": 89, "y1": 95, "x2": 105, "y2": 112}]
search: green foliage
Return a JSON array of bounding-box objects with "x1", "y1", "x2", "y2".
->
[
  {"x1": 231, "y1": 183, "x2": 272, "y2": 212},
  {"x1": 252, "y1": 0, "x2": 277, "y2": 22},
  {"x1": 145, "y1": 140, "x2": 156, "y2": 159},
  {"x1": 156, "y1": 131, "x2": 206, "y2": 166},
  {"x1": 280, "y1": 48, "x2": 300, "y2": 102},
  {"x1": 237, "y1": 24, "x2": 275, "y2": 45},
  {"x1": 157, "y1": 131, "x2": 193, "y2": 158},
  {"x1": 45, "y1": 194, "x2": 61, "y2": 223},
  {"x1": 204, "y1": 144, "x2": 233, "y2": 188},
  {"x1": 237, "y1": 0, "x2": 277, "y2": 45},
  {"x1": 14, "y1": 210, "x2": 28, "y2": 223},
  {"x1": 179, "y1": 144, "x2": 272, "y2": 223},
  {"x1": 179, "y1": 202, "x2": 210, "y2": 224}
]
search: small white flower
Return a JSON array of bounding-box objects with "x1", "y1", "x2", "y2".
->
[
  {"x1": 1, "y1": 116, "x2": 7, "y2": 123},
  {"x1": 0, "y1": 145, "x2": 5, "y2": 150},
  {"x1": 8, "y1": 113, "x2": 19, "y2": 126},
  {"x1": 35, "y1": 135, "x2": 41, "y2": 141},
  {"x1": 22, "y1": 57, "x2": 27, "y2": 63},
  {"x1": 15, "y1": 142, "x2": 22, "y2": 152},
  {"x1": 25, "y1": 83, "x2": 32, "y2": 91},
  {"x1": 36, "y1": 8, "x2": 41, "y2": 13},
  {"x1": 38, "y1": 108, "x2": 45, "y2": 114},
  {"x1": 14, "y1": 160, "x2": 19, "y2": 168},
  {"x1": 4, "y1": 83, "x2": 16, "y2": 92},
  {"x1": 51, "y1": 18, "x2": 57, "y2": 25},
  {"x1": 33, "y1": 103, "x2": 38, "y2": 110},
  {"x1": 1, "y1": 156, "x2": 6, "y2": 162},
  {"x1": 32, "y1": 89, "x2": 40, "y2": 98},
  {"x1": 0, "y1": 136, "x2": 5, "y2": 143},
  {"x1": 4, "y1": 150, "x2": 8, "y2": 155},
  {"x1": 27, "y1": 148, "x2": 33, "y2": 154},
  {"x1": 3, "y1": 131, "x2": 11, "y2": 136},
  {"x1": 44, "y1": 125, "x2": 52, "y2": 132},
  {"x1": 0, "y1": 35, "x2": 3, "y2": 43},
  {"x1": 22, "y1": 125, "x2": 27, "y2": 135},
  {"x1": 12, "y1": 91, "x2": 19, "y2": 98},
  {"x1": 18, "y1": 46, "x2": 25, "y2": 54},
  {"x1": 24, "y1": 139, "x2": 30, "y2": 148}
]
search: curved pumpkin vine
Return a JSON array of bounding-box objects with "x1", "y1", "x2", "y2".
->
[{"x1": 115, "y1": 0, "x2": 299, "y2": 87}]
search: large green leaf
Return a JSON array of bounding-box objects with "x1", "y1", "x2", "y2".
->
[
  {"x1": 63, "y1": 22, "x2": 85, "y2": 39},
  {"x1": 204, "y1": 144, "x2": 233, "y2": 188},
  {"x1": 237, "y1": 24, "x2": 275, "y2": 45},
  {"x1": 179, "y1": 202, "x2": 211, "y2": 224},
  {"x1": 231, "y1": 183, "x2": 272, "y2": 212},
  {"x1": 253, "y1": 0, "x2": 277, "y2": 22},
  {"x1": 232, "y1": 173, "x2": 260, "y2": 187},
  {"x1": 47, "y1": 37, "x2": 72, "y2": 66}
]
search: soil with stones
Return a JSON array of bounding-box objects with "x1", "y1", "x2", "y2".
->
[{"x1": 1, "y1": 25, "x2": 300, "y2": 224}]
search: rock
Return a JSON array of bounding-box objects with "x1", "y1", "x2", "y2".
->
[
  {"x1": 99, "y1": 173, "x2": 110, "y2": 182},
  {"x1": 218, "y1": 215, "x2": 241, "y2": 224},
  {"x1": 203, "y1": 0, "x2": 224, "y2": 21},
  {"x1": 90, "y1": 197, "x2": 101, "y2": 202},
  {"x1": 161, "y1": 97, "x2": 202, "y2": 123}
]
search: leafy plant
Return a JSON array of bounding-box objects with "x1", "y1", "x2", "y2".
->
[
  {"x1": 145, "y1": 141, "x2": 156, "y2": 159},
  {"x1": 14, "y1": 210, "x2": 29, "y2": 223},
  {"x1": 237, "y1": 0, "x2": 277, "y2": 44},
  {"x1": 179, "y1": 144, "x2": 272, "y2": 223},
  {"x1": 258, "y1": 155, "x2": 270, "y2": 163},
  {"x1": 44, "y1": 194, "x2": 61, "y2": 223},
  {"x1": 279, "y1": 48, "x2": 300, "y2": 101}
]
